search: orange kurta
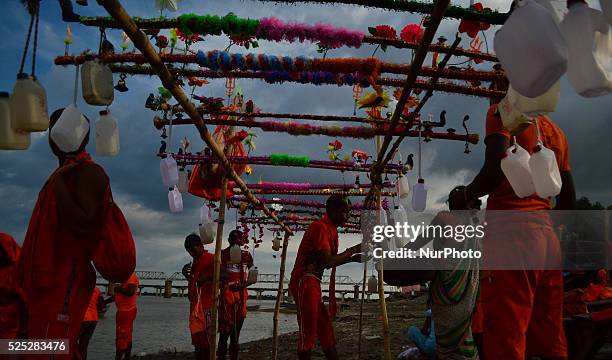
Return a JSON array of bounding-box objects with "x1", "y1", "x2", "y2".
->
[
  {"x1": 16, "y1": 152, "x2": 109, "y2": 360},
  {"x1": 289, "y1": 214, "x2": 339, "y2": 352},
  {"x1": 115, "y1": 273, "x2": 139, "y2": 351},
  {"x1": 480, "y1": 106, "x2": 569, "y2": 359},
  {"x1": 218, "y1": 248, "x2": 253, "y2": 333},
  {"x1": 0, "y1": 233, "x2": 23, "y2": 340}
]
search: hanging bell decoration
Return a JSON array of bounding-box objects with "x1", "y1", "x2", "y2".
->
[{"x1": 114, "y1": 73, "x2": 128, "y2": 92}]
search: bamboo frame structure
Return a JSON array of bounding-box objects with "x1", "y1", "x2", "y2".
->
[
  {"x1": 272, "y1": 231, "x2": 292, "y2": 359},
  {"x1": 153, "y1": 116, "x2": 479, "y2": 143},
  {"x1": 96, "y1": 0, "x2": 293, "y2": 236},
  {"x1": 236, "y1": 189, "x2": 397, "y2": 197},
  {"x1": 370, "y1": 0, "x2": 450, "y2": 206}
]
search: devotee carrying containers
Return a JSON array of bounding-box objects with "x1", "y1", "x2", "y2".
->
[{"x1": 16, "y1": 108, "x2": 136, "y2": 359}]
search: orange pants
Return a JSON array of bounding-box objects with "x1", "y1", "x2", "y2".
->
[
  {"x1": 289, "y1": 276, "x2": 336, "y2": 352},
  {"x1": 482, "y1": 270, "x2": 566, "y2": 359},
  {"x1": 116, "y1": 308, "x2": 137, "y2": 351}
]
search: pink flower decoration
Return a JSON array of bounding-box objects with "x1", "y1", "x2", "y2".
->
[{"x1": 400, "y1": 24, "x2": 424, "y2": 43}]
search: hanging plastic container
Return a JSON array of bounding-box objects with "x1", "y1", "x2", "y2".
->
[
  {"x1": 0, "y1": 92, "x2": 31, "y2": 150},
  {"x1": 272, "y1": 233, "x2": 282, "y2": 251},
  {"x1": 529, "y1": 142, "x2": 562, "y2": 198},
  {"x1": 411, "y1": 179, "x2": 427, "y2": 212},
  {"x1": 168, "y1": 186, "x2": 183, "y2": 213},
  {"x1": 494, "y1": 0, "x2": 567, "y2": 98},
  {"x1": 160, "y1": 156, "x2": 179, "y2": 187},
  {"x1": 534, "y1": 0, "x2": 567, "y2": 24},
  {"x1": 81, "y1": 60, "x2": 114, "y2": 106},
  {"x1": 397, "y1": 174, "x2": 410, "y2": 199},
  {"x1": 367, "y1": 275, "x2": 378, "y2": 293},
  {"x1": 247, "y1": 266, "x2": 258, "y2": 284},
  {"x1": 199, "y1": 204, "x2": 215, "y2": 244},
  {"x1": 501, "y1": 143, "x2": 536, "y2": 198},
  {"x1": 95, "y1": 110, "x2": 119, "y2": 156},
  {"x1": 498, "y1": 96, "x2": 533, "y2": 135},
  {"x1": 507, "y1": 81, "x2": 560, "y2": 117},
  {"x1": 392, "y1": 204, "x2": 408, "y2": 248},
  {"x1": 177, "y1": 168, "x2": 189, "y2": 193},
  {"x1": 50, "y1": 104, "x2": 89, "y2": 153},
  {"x1": 601, "y1": 0, "x2": 612, "y2": 25},
  {"x1": 230, "y1": 244, "x2": 242, "y2": 264},
  {"x1": 10, "y1": 73, "x2": 49, "y2": 132},
  {"x1": 560, "y1": 2, "x2": 612, "y2": 97}
]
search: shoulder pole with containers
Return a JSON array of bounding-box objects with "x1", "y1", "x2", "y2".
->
[{"x1": 95, "y1": 2, "x2": 294, "y2": 358}]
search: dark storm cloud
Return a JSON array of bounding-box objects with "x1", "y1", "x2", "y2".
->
[{"x1": 1, "y1": 0, "x2": 610, "y2": 278}]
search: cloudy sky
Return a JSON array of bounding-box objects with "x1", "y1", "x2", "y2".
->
[{"x1": 0, "y1": 0, "x2": 610, "y2": 281}]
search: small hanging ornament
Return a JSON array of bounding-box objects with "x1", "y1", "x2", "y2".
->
[{"x1": 114, "y1": 73, "x2": 128, "y2": 92}]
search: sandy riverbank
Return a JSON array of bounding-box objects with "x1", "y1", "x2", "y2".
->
[{"x1": 136, "y1": 296, "x2": 427, "y2": 359}]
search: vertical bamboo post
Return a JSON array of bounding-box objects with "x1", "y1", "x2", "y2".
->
[
  {"x1": 376, "y1": 135, "x2": 391, "y2": 360},
  {"x1": 272, "y1": 231, "x2": 291, "y2": 360},
  {"x1": 209, "y1": 176, "x2": 228, "y2": 359},
  {"x1": 357, "y1": 260, "x2": 367, "y2": 359}
]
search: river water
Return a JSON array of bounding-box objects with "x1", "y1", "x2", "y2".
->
[{"x1": 87, "y1": 296, "x2": 297, "y2": 359}]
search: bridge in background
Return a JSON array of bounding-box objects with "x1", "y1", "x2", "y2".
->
[{"x1": 97, "y1": 271, "x2": 397, "y2": 299}]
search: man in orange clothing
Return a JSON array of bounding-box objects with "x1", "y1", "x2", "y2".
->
[
  {"x1": 183, "y1": 233, "x2": 215, "y2": 360},
  {"x1": 218, "y1": 229, "x2": 254, "y2": 360},
  {"x1": 77, "y1": 287, "x2": 114, "y2": 360},
  {"x1": 450, "y1": 77, "x2": 575, "y2": 360},
  {"x1": 289, "y1": 195, "x2": 365, "y2": 360},
  {"x1": 0, "y1": 233, "x2": 25, "y2": 340},
  {"x1": 114, "y1": 273, "x2": 139, "y2": 360},
  {"x1": 16, "y1": 109, "x2": 110, "y2": 359}
]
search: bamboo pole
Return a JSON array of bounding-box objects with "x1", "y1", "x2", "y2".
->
[
  {"x1": 357, "y1": 261, "x2": 367, "y2": 359},
  {"x1": 272, "y1": 231, "x2": 291, "y2": 360},
  {"x1": 56, "y1": 54, "x2": 502, "y2": 82},
  {"x1": 375, "y1": 135, "x2": 391, "y2": 360},
  {"x1": 210, "y1": 176, "x2": 228, "y2": 359},
  {"x1": 96, "y1": 0, "x2": 293, "y2": 236},
  {"x1": 107, "y1": 64, "x2": 504, "y2": 99},
  {"x1": 153, "y1": 116, "x2": 479, "y2": 143}
]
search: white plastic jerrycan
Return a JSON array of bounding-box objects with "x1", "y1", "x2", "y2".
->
[
  {"x1": 95, "y1": 110, "x2": 119, "y2": 156},
  {"x1": 50, "y1": 104, "x2": 90, "y2": 153},
  {"x1": 494, "y1": 0, "x2": 568, "y2": 98},
  {"x1": 0, "y1": 92, "x2": 30, "y2": 150},
  {"x1": 10, "y1": 73, "x2": 49, "y2": 132},
  {"x1": 601, "y1": 0, "x2": 612, "y2": 25},
  {"x1": 560, "y1": 2, "x2": 612, "y2": 97},
  {"x1": 177, "y1": 168, "x2": 189, "y2": 193},
  {"x1": 81, "y1": 60, "x2": 114, "y2": 106},
  {"x1": 247, "y1": 266, "x2": 258, "y2": 285},
  {"x1": 168, "y1": 186, "x2": 183, "y2": 213},
  {"x1": 507, "y1": 81, "x2": 560, "y2": 117},
  {"x1": 160, "y1": 156, "x2": 179, "y2": 187},
  {"x1": 397, "y1": 174, "x2": 410, "y2": 199},
  {"x1": 230, "y1": 244, "x2": 242, "y2": 264},
  {"x1": 411, "y1": 179, "x2": 427, "y2": 212},
  {"x1": 501, "y1": 142, "x2": 536, "y2": 198},
  {"x1": 529, "y1": 142, "x2": 562, "y2": 198},
  {"x1": 534, "y1": 0, "x2": 567, "y2": 24},
  {"x1": 498, "y1": 96, "x2": 533, "y2": 135},
  {"x1": 199, "y1": 223, "x2": 215, "y2": 245},
  {"x1": 392, "y1": 203, "x2": 408, "y2": 248}
]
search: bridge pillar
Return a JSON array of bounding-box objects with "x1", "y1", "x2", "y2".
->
[
  {"x1": 287, "y1": 291, "x2": 294, "y2": 304},
  {"x1": 354, "y1": 284, "x2": 359, "y2": 300},
  {"x1": 367, "y1": 293, "x2": 371, "y2": 301},
  {"x1": 164, "y1": 280, "x2": 173, "y2": 298},
  {"x1": 341, "y1": 292, "x2": 346, "y2": 302},
  {"x1": 279, "y1": 290, "x2": 285, "y2": 303},
  {"x1": 137, "y1": 286, "x2": 142, "y2": 296},
  {"x1": 256, "y1": 291, "x2": 262, "y2": 302}
]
